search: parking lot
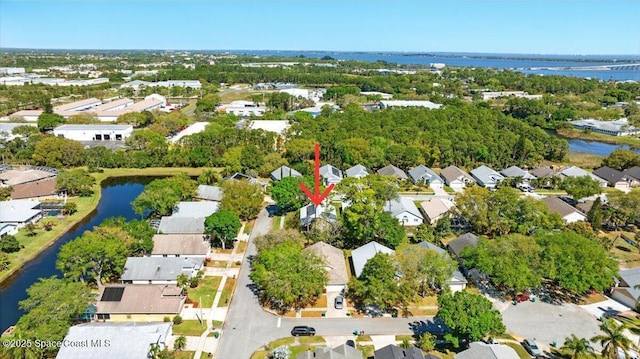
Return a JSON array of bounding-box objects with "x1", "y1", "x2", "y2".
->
[{"x1": 500, "y1": 299, "x2": 603, "y2": 353}]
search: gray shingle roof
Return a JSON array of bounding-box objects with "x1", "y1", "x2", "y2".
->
[
  {"x1": 303, "y1": 242, "x2": 348, "y2": 285},
  {"x1": 158, "y1": 216, "x2": 204, "y2": 234},
  {"x1": 320, "y1": 164, "x2": 343, "y2": 182},
  {"x1": 346, "y1": 164, "x2": 370, "y2": 178},
  {"x1": 377, "y1": 165, "x2": 408, "y2": 180},
  {"x1": 352, "y1": 242, "x2": 394, "y2": 278},
  {"x1": 57, "y1": 322, "x2": 172, "y2": 359},
  {"x1": 542, "y1": 197, "x2": 583, "y2": 219},
  {"x1": 470, "y1": 165, "x2": 504, "y2": 187},
  {"x1": 561, "y1": 166, "x2": 607, "y2": 185},
  {"x1": 271, "y1": 165, "x2": 302, "y2": 181},
  {"x1": 384, "y1": 197, "x2": 423, "y2": 220},
  {"x1": 617, "y1": 267, "x2": 640, "y2": 300},
  {"x1": 374, "y1": 344, "x2": 424, "y2": 359},
  {"x1": 593, "y1": 166, "x2": 628, "y2": 186},
  {"x1": 454, "y1": 342, "x2": 519, "y2": 359},
  {"x1": 296, "y1": 344, "x2": 364, "y2": 359},
  {"x1": 196, "y1": 185, "x2": 223, "y2": 201},
  {"x1": 624, "y1": 166, "x2": 640, "y2": 181},
  {"x1": 500, "y1": 166, "x2": 535, "y2": 179},
  {"x1": 121, "y1": 257, "x2": 203, "y2": 282},
  {"x1": 530, "y1": 166, "x2": 556, "y2": 179},
  {"x1": 448, "y1": 233, "x2": 479, "y2": 258},
  {"x1": 408, "y1": 165, "x2": 443, "y2": 185}
]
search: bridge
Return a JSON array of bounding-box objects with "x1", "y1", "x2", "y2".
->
[{"x1": 535, "y1": 63, "x2": 640, "y2": 71}]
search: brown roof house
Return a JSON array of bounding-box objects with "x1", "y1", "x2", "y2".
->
[
  {"x1": 593, "y1": 166, "x2": 637, "y2": 192},
  {"x1": 11, "y1": 177, "x2": 58, "y2": 200},
  {"x1": 95, "y1": 284, "x2": 185, "y2": 322},
  {"x1": 150, "y1": 234, "x2": 210, "y2": 261},
  {"x1": 542, "y1": 197, "x2": 586, "y2": 224},
  {"x1": 439, "y1": 165, "x2": 474, "y2": 192},
  {"x1": 303, "y1": 242, "x2": 348, "y2": 292}
]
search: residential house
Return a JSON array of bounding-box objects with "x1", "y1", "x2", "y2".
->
[
  {"x1": 120, "y1": 257, "x2": 203, "y2": 284},
  {"x1": 95, "y1": 285, "x2": 185, "y2": 322},
  {"x1": 351, "y1": 242, "x2": 394, "y2": 278},
  {"x1": 270, "y1": 165, "x2": 302, "y2": 181},
  {"x1": 439, "y1": 166, "x2": 474, "y2": 192},
  {"x1": 10, "y1": 178, "x2": 59, "y2": 200},
  {"x1": 611, "y1": 267, "x2": 640, "y2": 308},
  {"x1": 420, "y1": 198, "x2": 455, "y2": 225},
  {"x1": 542, "y1": 197, "x2": 587, "y2": 224},
  {"x1": 384, "y1": 197, "x2": 424, "y2": 226},
  {"x1": 195, "y1": 185, "x2": 223, "y2": 202},
  {"x1": 470, "y1": 165, "x2": 504, "y2": 189},
  {"x1": 374, "y1": 344, "x2": 425, "y2": 359},
  {"x1": 300, "y1": 203, "x2": 338, "y2": 228},
  {"x1": 447, "y1": 233, "x2": 479, "y2": 262},
  {"x1": 623, "y1": 166, "x2": 640, "y2": 183},
  {"x1": 416, "y1": 242, "x2": 467, "y2": 292},
  {"x1": 225, "y1": 172, "x2": 269, "y2": 191},
  {"x1": 408, "y1": 165, "x2": 444, "y2": 188},
  {"x1": 303, "y1": 242, "x2": 348, "y2": 292},
  {"x1": 560, "y1": 166, "x2": 608, "y2": 187},
  {"x1": 500, "y1": 166, "x2": 536, "y2": 181},
  {"x1": 158, "y1": 216, "x2": 205, "y2": 234},
  {"x1": 56, "y1": 322, "x2": 172, "y2": 359},
  {"x1": 0, "y1": 199, "x2": 42, "y2": 227},
  {"x1": 0, "y1": 223, "x2": 18, "y2": 237},
  {"x1": 345, "y1": 164, "x2": 370, "y2": 179},
  {"x1": 0, "y1": 168, "x2": 56, "y2": 186},
  {"x1": 530, "y1": 166, "x2": 556, "y2": 179},
  {"x1": 297, "y1": 344, "x2": 363, "y2": 359},
  {"x1": 377, "y1": 165, "x2": 409, "y2": 180},
  {"x1": 454, "y1": 342, "x2": 519, "y2": 359},
  {"x1": 320, "y1": 165, "x2": 343, "y2": 186},
  {"x1": 576, "y1": 199, "x2": 596, "y2": 214},
  {"x1": 593, "y1": 166, "x2": 636, "y2": 191},
  {"x1": 172, "y1": 201, "x2": 219, "y2": 218},
  {"x1": 150, "y1": 234, "x2": 210, "y2": 260}
]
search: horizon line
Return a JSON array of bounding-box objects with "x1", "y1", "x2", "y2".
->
[{"x1": 1, "y1": 47, "x2": 639, "y2": 58}]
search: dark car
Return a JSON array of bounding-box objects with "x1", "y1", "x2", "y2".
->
[
  {"x1": 291, "y1": 326, "x2": 316, "y2": 336},
  {"x1": 522, "y1": 338, "x2": 542, "y2": 356},
  {"x1": 335, "y1": 295, "x2": 344, "y2": 309}
]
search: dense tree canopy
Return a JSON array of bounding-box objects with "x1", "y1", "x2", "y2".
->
[
  {"x1": 436, "y1": 291, "x2": 506, "y2": 348},
  {"x1": 395, "y1": 243, "x2": 456, "y2": 297},
  {"x1": 561, "y1": 176, "x2": 603, "y2": 200},
  {"x1": 220, "y1": 179, "x2": 264, "y2": 220},
  {"x1": 132, "y1": 173, "x2": 197, "y2": 217},
  {"x1": 250, "y1": 240, "x2": 327, "y2": 309},
  {"x1": 347, "y1": 253, "x2": 411, "y2": 310},
  {"x1": 204, "y1": 210, "x2": 241, "y2": 249},
  {"x1": 56, "y1": 169, "x2": 95, "y2": 196}
]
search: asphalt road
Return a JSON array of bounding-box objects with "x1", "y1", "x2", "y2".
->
[{"x1": 215, "y1": 208, "x2": 438, "y2": 358}]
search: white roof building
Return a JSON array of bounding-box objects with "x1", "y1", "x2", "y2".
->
[
  {"x1": 560, "y1": 166, "x2": 608, "y2": 187},
  {"x1": 345, "y1": 164, "x2": 370, "y2": 179},
  {"x1": 172, "y1": 201, "x2": 219, "y2": 218},
  {"x1": 247, "y1": 120, "x2": 290, "y2": 134},
  {"x1": 219, "y1": 101, "x2": 267, "y2": 117},
  {"x1": 53, "y1": 124, "x2": 133, "y2": 142},
  {"x1": 379, "y1": 100, "x2": 442, "y2": 110},
  {"x1": 0, "y1": 199, "x2": 42, "y2": 226},
  {"x1": 351, "y1": 241, "x2": 394, "y2": 278},
  {"x1": 319, "y1": 164, "x2": 343, "y2": 185},
  {"x1": 570, "y1": 118, "x2": 640, "y2": 137}
]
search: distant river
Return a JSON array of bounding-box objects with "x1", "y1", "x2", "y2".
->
[
  {"x1": 566, "y1": 138, "x2": 640, "y2": 156},
  {"x1": 0, "y1": 177, "x2": 150, "y2": 333},
  {"x1": 227, "y1": 50, "x2": 640, "y2": 81}
]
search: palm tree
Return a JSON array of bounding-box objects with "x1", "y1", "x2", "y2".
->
[
  {"x1": 173, "y1": 335, "x2": 187, "y2": 351},
  {"x1": 591, "y1": 319, "x2": 638, "y2": 358},
  {"x1": 560, "y1": 334, "x2": 596, "y2": 358}
]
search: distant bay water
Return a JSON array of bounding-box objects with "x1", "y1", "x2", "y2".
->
[{"x1": 227, "y1": 50, "x2": 640, "y2": 81}]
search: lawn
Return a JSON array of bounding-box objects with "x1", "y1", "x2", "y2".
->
[
  {"x1": 172, "y1": 320, "x2": 207, "y2": 336},
  {"x1": 187, "y1": 276, "x2": 222, "y2": 308},
  {"x1": 244, "y1": 220, "x2": 254, "y2": 234},
  {"x1": 504, "y1": 342, "x2": 532, "y2": 359},
  {"x1": 298, "y1": 337, "x2": 325, "y2": 344},
  {"x1": 236, "y1": 241, "x2": 247, "y2": 254},
  {"x1": 563, "y1": 152, "x2": 606, "y2": 169},
  {"x1": 173, "y1": 351, "x2": 195, "y2": 359},
  {"x1": 606, "y1": 231, "x2": 640, "y2": 267},
  {"x1": 217, "y1": 277, "x2": 236, "y2": 307},
  {"x1": 301, "y1": 310, "x2": 324, "y2": 318},
  {"x1": 408, "y1": 295, "x2": 438, "y2": 307},
  {"x1": 356, "y1": 345, "x2": 375, "y2": 358}
]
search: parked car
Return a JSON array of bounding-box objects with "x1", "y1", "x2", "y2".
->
[
  {"x1": 522, "y1": 338, "x2": 542, "y2": 356},
  {"x1": 335, "y1": 295, "x2": 344, "y2": 309},
  {"x1": 291, "y1": 326, "x2": 316, "y2": 337},
  {"x1": 516, "y1": 293, "x2": 530, "y2": 303}
]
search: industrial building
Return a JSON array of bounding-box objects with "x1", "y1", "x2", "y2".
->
[{"x1": 53, "y1": 124, "x2": 133, "y2": 141}]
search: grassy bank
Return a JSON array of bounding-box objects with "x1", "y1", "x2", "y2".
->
[
  {"x1": 557, "y1": 128, "x2": 640, "y2": 148},
  {"x1": 0, "y1": 167, "x2": 208, "y2": 285},
  {"x1": 563, "y1": 151, "x2": 606, "y2": 169}
]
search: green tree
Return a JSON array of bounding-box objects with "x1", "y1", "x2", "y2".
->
[
  {"x1": 174, "y1": 335, "x2": 187, "y2": 351},
  {"x1": 376, "y1": 212, "x2": 406, "y2": 248},
  {"x1": 250, "y1": 240, "x2": 328, "y2": 309},
  {"x1": 254, "y1": 229, "x2": 305, "y2": 252},
  {"x1": 270, "y1": 176, "x2": 309, "y2": 213},
  {"x1": 220, "y1": 180, "x2": 264, "y2": 220},
  {"x1": 197, "y1": 168, "x2": 221, "y2": 185},
  {"x1": 132, "y1": 174, "x2": 197, "y2": 217},
  {"x1": 607, "y1": 189, "x2": 640, "y2": 226},
  {"x1": 36, "y1": 112, "x2": 64, "y2": 131},
  {"x1": 16, "y1": 277, "x2": 92, "y2": 357},
  {"x1": 116, "y1": 112, "x2": 152, "y2": 128},
  {"x1": 560, "y1": 334, "x2": 596, "y2": 359},
  {"x1": 463, "y1": 234, "x2": 542, "y2": 292},
  {"x1": 33, "y1": 136, "x2": 86, "y2": 168},
  {"x1": 56, "y1": 169, "x2": 95, "y2": 196},
  {"x1": 204, "y1": 210, "x2": 241, "y2": 250},
  {"x1": 347, "y1": 252, "x2": 409, "y2": 310},
  {"x1": 587, "y1": 197, "x2": 603, "y2": 231},
  {"x1": 196, "y1": 93, "x2": 221, "y2": 112},
  {"x1": 536, "y1": 231, "x2": 618, "y2": 293},
  {"x1": 417, "y1": 333, "x2": 436, "y2": 352},
  {"x1": 602, "y1": 148, "x2": 640, "y2": 171},
  {"x1": 395, "y1": 243, "x2": 456, "y2": 297},
  {"x1": 0, "y1": 186, "x2": 12, "y2": 201},
  {"x1": 63, "y1": 201, "x2": 78, "y2": 215},
  {"x1": 561, "y1": 176, "x2": 603, "y2": 201},
  {"x1": 240, "y1": 145, "x2": 265, "y2": 170},
  {"x1": 56, "y1": 228, "x2": 130, "y2": 289},
  {"x1": 0, "y1": 252, "x2": 10, "y2": 271},
  {"x1": 11, "y1": 125, "x2": 39, "y2": 137},
  {"x1": 0, "y1": 235, "x2": 22, "y2": 253},
  {"x1": 591, "y1": 319, "x2": 638, "y2": 359},
  {"x1": 436, "y1": 291, "x2": 506, "y2": 348}
]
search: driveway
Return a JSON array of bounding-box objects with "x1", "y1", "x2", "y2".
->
[
  {"x1": 501, "y1": 299, "x2": 603, "y2": 352},
  {"x1": 215, "y1": 208, "x2": 438, "y2": 358}
]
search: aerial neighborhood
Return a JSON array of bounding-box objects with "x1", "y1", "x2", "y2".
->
[{"x1": 0, "y1": 46, "x2": 640, "y2": 359}]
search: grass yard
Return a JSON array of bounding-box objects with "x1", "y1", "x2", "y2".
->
[
  {"x1": 356, "y1": 345, "x2": 375, "y2": 358},
  {"x1": 396, "y1": 335, "x2": 414, "y2": 341},
  {"x1": 187, "y1": 276, "x2": 222, "y2": 308},
  {"x1": 172, "y1": 320, "x2": 207, "y2": 336},
  {"x1": 217, "y1": 277, "x2": 236, "y2": 307},
  {"x1": 356, "y1": 335, "x2": 372, "y2": 342},
  {"x1": 298, "y1": 337, "x2": 325, "y2": 344},
  {"x1": 236, "y1": 241, "x2": 247, "y2": 254},
  {"x1": 244, "y1": 220, "x2": 254, "y2": 234},
  {"x1": 409, "y1": 295, "x2": 438, "y2": 307},
  {"x1": 504, "y1": 342, "x2": 532, "y2": 359},
  {"x1": 301, "y1": 310, "x2": 325, "y2": 318},
  {"x1": 173, "y1": 351, "x2": 195, "y2": 359},
  {"x1": 563, "y1": 151, "x2": 607, "y2": 169},
  {"x1": 606, "y1": 231, "x2": 640, "y2": 267}
]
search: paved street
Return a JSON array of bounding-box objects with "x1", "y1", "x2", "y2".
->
[{"x1": 215, "y1": 208, "x2": 438, "y2": 358}]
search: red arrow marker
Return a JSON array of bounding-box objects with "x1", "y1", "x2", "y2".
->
[{"x1": 300, "y1": 143, "x2": 335, "y2": 206}]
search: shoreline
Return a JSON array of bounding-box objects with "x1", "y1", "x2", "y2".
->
[
  {"x1": 556, "y1": 128, "x2": 640, "y2": 149},
  {"x1": 0, "y1": 167, "x2": 207, "y2": 286}
]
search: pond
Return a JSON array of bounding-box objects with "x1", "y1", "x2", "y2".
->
[
  {"x1": 0, "y1": 176, "x2": 152, "y2": 333},
  {"x1": 565, "y1": 138, "x2": 640, "y2": 156}
]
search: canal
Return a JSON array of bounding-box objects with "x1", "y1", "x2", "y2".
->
[
  {"x1": 0, "y1": 176, "x2": 151, "y2": 333},
  {"x1": 566, "y1": 138, "x2": 640, "y2": 156}
]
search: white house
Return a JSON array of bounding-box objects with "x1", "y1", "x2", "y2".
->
[
  {"x1": 53, "y1": 124, "x2": 133, "y2": 141},
  {"x1": 319, "y1": 164, "x2": 343, "y2": 186},
  {"x1": 120, "y1": 257, "x2": 203, "y2": 285},
  {"x1": 542, "y1": 197, "x2": 587, "y2": 224},
  {"x1": 247, "y1": 120, "x2": 290, "y2": 135},
  {"x1": 351, "y1": 241, "x2": 395, "y2": 278},
  {"x1": 470, "y1": 165, "x2": 504, "y2": 189},
  {"x1": 420, "y1": 198, "x2": 455, "y2": 225},
  {"x1": 408, "y1": 165, "x2": 444, "y2": 187},
  {"x1": 150, "y1": 234, "x2": 210, "y2": 261},
  {"x1": 384, "y1": 197, "x2": 424, "y2": 226},
  {"x1": 300, "y1": 202, "x2": 338, "y2": 228},
  {"x1": 439, "y1": 165, "x2": 475, "y2": 191},
  {"x1": 0, "y1": 199, "x2": 42, "y2": 227},
  {"x1": 345, "y1": 164, "x2": 370, "y2": 179},
  {"x1": 612, "y1": 267, "x2": 640, "y2": 308}
]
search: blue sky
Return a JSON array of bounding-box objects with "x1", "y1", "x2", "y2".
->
[{"x1": 1, "y1": 1, "x2": 639, "y2": 55}]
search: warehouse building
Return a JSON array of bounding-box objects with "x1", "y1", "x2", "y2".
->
[{"x1": 53, "y1": 124, "x2": 133, "y2": 141}]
